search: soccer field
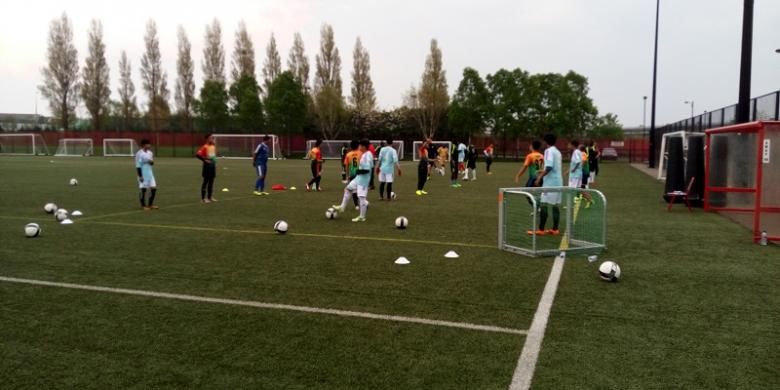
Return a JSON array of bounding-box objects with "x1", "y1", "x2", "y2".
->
[{"x1": 0, "y1": 156, "x2": 777, "y2": 389}]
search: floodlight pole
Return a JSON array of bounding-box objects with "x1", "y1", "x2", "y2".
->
[
  {"x1": 736, "y1": 0, "x2": 754, "y2": 123},
  {"x1": 648, "y1": 0, "x2": 660, "y2": 168}
]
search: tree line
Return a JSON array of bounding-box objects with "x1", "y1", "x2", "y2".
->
[{"x1": 38, "y1": 12, "x2": 621, "y2": 143}]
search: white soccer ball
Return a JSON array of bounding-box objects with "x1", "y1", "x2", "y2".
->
[
  {"x1": 55, "y1": 209, "x2": 69, "y2": 222},
  {"x1": 24, "y1": 223, "x2": 41, "y2": 238},
  {"x1": 274, "y1": 220, "x2": 288, "y2": 234},
  {"x1": 598, "y1": 261, "x2": 621, "y2": 282},
  {"x1": 395, "y1": 216, "x2": 408, "y2": 229},
  {"x1": 44, "y1": 203, "x2": 58, "y2": 214},
  {"x1": 325, "y1": 208, "x2": 338, "y2": 219},
  {"x1": 69, "y1": 178, "x2": 78, "y2": 186},
  {"x1": 390, "y1": 192, "x2": 397, "y2": 200}
]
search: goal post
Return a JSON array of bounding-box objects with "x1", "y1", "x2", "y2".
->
[
  {"x1": 55, "y1": 138, "x2": 94, "y2": 156},
  {"x1": 657, "y1": 131, "x2": 706, "y2": 180},
  {"x1": 498, "y1": 187, "x2": 607, "y2": 257},
  {"x1": 413, "y1": 141, "x2": 451, "y2": 161},
  {"x1": 212, "y1": 134, "x2": 282, "y2": 159},
  {"x1": 103, "y1": 138, "x2": 139, "y2": 157},
  {"x1": 0, "y1": 133, "x2": 50, "y2": 156}
]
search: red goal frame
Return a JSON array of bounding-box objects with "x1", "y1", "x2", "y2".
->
[{"x1": 704, "y1": 121, "x2": 780, "y2": 243}]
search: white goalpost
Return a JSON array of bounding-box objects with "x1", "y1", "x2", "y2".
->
[
  {"x1": 0, "y1": 133, "x2": 49, "y2": 156},
  {"x1": 212, "y1": 134, "x2": 283, "y2": 159},
  {"x1": 657, "y1": 131, "x2": 706, "y2": 180},
  {"x1": 412, "y1": 141, "x2": 452, "y2": 161},
  {"x1": 55, "y1": 138, "x2": 94, "y2": 156},
  {"x1": 103, "y1": 138, "x2": 139, "y2": 157}
]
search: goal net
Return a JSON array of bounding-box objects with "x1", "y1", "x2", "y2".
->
[
  {"x1": 657, "y1": 131, "x2": 705, "y2": 180},
  {"x1": 413, "y1": 141, "x2": 451, "y2": 161},
  {"x1": 55, "y1": 138, "x2": 94, "y2": 156},
  {"x1": 305, "y1": 140, "x2": 350, "y2": 159},
  {"x1": 498, "y1": 187, "x2": 607, "y2": 257},
  {"x1": 103, "y1": 138, "x2": 139, "y2": 157},
  {"x1": 213, "y1": 134, "x2": 282, "y2": 159},
  {"x1": 0, "y1": 133, "x2": 49, "y2": 155}
]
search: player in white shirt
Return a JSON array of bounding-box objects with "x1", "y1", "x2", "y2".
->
[
  {"x1": 333, "y1": 139, "x2": 374, "y2": 222},
  {"x1": 376, "y1": 138, "x2": 402, "y2": 200},
  {"x1": 568, "y1": 140, "x2": 583, "y2": 188},
  {"x1": 531, "y1": 134, "x2": 563, "y2": 235},
  {"x1": 457, "y1": 142, "x2": 468, "y2": 176},
  {"x1": 135, "y1": 139, "x2": 158, "y2": 210}
]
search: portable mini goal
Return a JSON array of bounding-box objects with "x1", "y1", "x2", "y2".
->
[
  {"x1": 0, "y1": 133, "x2": 49, "y2": 155},
  {"x1": 55, "y1": 138, "x2": 93, "y2": 156},
  {"x1": 657, "y1": 131, "x2": 706, "y2": 180},
  {"x1": 498, "y1": 187, "x2": 607, "y2": 257},
  {"x1": 705, "y1": 121, "x2": 780, "y2": 243},
  {"x1": 213, "y1": 134, "x2": 282, "y2": 159},
  {"x1": 103, "y1": 138, "x2": 139, "y2": 157}
]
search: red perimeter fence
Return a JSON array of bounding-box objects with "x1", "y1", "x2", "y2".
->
[{"x1": 13, "y1": 131, "x2": 645, "y2": 161}]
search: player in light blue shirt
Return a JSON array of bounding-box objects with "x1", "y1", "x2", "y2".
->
[
  {"x1": 531, "y1": 134, "x2": 562, "y2": 235},
  {"x1": 333, "y1": 139, "x2": 374, "y2": 222},
  {"x1": 376, "y1": 138, "x2": 402, "y2": 200},
  {"x1": 134, "y1": 139, "x2": 158, "y2": 210}
]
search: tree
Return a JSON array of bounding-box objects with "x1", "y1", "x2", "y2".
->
[
  {"x1": 196, "y1": 80, "x2": 229, "y2": 131},
  {"x1": 175, "y1": 26, "x2": 195, "y2": 131},
  {"x1": 588, "y1": 113, "x2": 623, "y2": 140},
  {"x1": 231, "y1": 21, "x2": 255, "y2": 83},
  {"x1": 287, "y1": 32, "x2": 310, "y2": 92},
  {"x1": 140, "y1": 19, "x2": 170, "y2": 132},
  {"x1": 262, "y1": 33, "x2": 282, "y2": 96},
  {"x1": 117, "y1": 51, "x2": 138, "y2": 131},
  {"x1": 39, "y1": 12, "x2": 79, "y2": 131},
  {"x1": 266, "y1": 71, "x2": 306, "y2": 154},
  {"x1": 202, "y1": 19, "x2": 225, "y2": 84},
  {"x1": 485, "y1": 68, "x2": 530, "y2": 140},
  {"x1": 414, "y1": 39, "x2": 449, "y2": 139},
  {"x1": 448, "y1": 67, "x2": 488, "y2": 140},
  {"x1": 229, "y1": 75, "x2": 264, "y2": 132},
  {"x1": 81, "y1": 20, "x2": 110, "y2": 131},
  {"x1": 313, "y1": 24, "x2": 344, "y2": 139},
  {"x1": 350, "y1": 37, "x2": 376, "y2": 113}
]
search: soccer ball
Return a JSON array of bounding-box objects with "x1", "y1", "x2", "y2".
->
[
  {"x1": 598, "y1": 261, "x2": 621, "y2": 282},
  {"x1": 69, "y1": 178, "x2": 78, "y2": 186},
  {"x1": 44, "y1": 203, "x2": 58, "y2": 214},
  {"x1": 390, "y1": 192, "x2": 397, "y2": 200},
  {"x1": 395, "y1": 216, "x2": 408, "y2": 229},
  {"x1": 24, "y1": 223, "x2": 41, "y2": 238},
  {"x1": 55, "y1": 209, "x2": 69, "y2": 222},
  {"x1": 274, "y1": 220, "x2": 289, "y2": 234},
  {"x1": 325, "y1": 208, "x2": 337, "y2": 219}
]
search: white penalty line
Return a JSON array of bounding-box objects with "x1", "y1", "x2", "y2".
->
[
  {"x1": 508, "y1": 255, "x2": 565, "y2": 390},
  {"x1": 0, "y1": 276, "x2": 527, "y2": 336}
]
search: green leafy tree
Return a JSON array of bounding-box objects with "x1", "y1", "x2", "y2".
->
[
  {"x1": 588, "y1": 113, "x2": 623, "y2": 140},
  {"x1": 196, "y1": 80, "x2": 229, "y2": 131},
  {"x1": 266, "y1": 71, "x2": 306, "y2": 154},
  {"x1": 448, "y1": 67, "x2": 488, "y2": 140},
  {"x1": 229, "y1": 75, "x2": 264, "y2": 132},
  {"x1": 313, "y1": 24, "x2": 345, "y2": 139},
  {"x1": 485, "y1": 68, "x2": 530, "y2": 140}
]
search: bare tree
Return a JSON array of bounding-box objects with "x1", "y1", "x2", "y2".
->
[
  {"x1": 202, "y1": 18, "x2": 225, "y2": 83},
  {"x1": 286, "y1": 32, "x2": 310, "y2": 91},
  {"x1": 140, "y1": 19, "x2": 170, "y2": 132},
  {"x1": 175, "y1": 26, "x2": 195, "y2": 131},
  {"x1": 415, "y1": 39, "x2": 449, "y2": 139},
  {"x1": 231, "y1": 21, "x2": 255, "y2": 82},
  {"x1": 313, "y1": 24, "x2": 344, "y2": 139},
  {"x1": 262, "y1": 33, "x2": 282, "y2": 95},
  {"x1": 350, "y1": 37, "x2": 376, "y2": 113},
  {"x1": 81, "y1": 19, "x2": 111, "y2": 131},
  {"x1": 39, "y1": 12, "x2": 79, "y2": 130},
  {"x1": 117, "y1": 51, "x2": 138, "y2": 130}
]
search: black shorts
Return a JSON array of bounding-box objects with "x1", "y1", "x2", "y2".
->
[{"x1": 202, "y1": 164, "x2": 216, "y2": 178}]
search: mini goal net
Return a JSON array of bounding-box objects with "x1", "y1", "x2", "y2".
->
[
  {"x1": 213, "y1": 134, "x2": 282, "y2": 159},
  {"x1": 103, "y1": 138, "x2": 139, "y2": 157},
  {"x1": 55, "y1": 138, "x2": 94, "y2": 156},
  {"x1": 412, "y1": 141, "x2": 451, "y2": 161},
  {"x1": 0, "y1": 133, "x2": 49, "y2": 156},
  {"x1": 498, "y1": 187, "x2": 607, "y2": 257}
]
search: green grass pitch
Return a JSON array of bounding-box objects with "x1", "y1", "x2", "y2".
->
[{"x1": 0, "y1": 156, "x2": 777, "y2": 389}]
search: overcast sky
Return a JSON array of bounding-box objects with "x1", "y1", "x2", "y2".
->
[{"x1": 1, "y1": 0, "x2": 779, "y2": 127}]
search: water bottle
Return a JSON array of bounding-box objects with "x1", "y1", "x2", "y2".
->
[{"x1": 759, "y1": 231, "x2": 768, "y2": 246}]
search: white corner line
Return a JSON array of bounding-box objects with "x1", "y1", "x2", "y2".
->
[
  {"x1": 509, "y1": 255, "x2": 565, "y2": 390},
  {"x1": 0, "y1": 276, "x2": 527, "y2": 336}
]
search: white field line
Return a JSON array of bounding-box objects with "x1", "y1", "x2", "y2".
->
[
  {"x1": 0, "y1": 276, "x2": 527, "y2": 336},
  {"x1": 509, "y1": 255, "x2": 565, "y2": 390}
]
